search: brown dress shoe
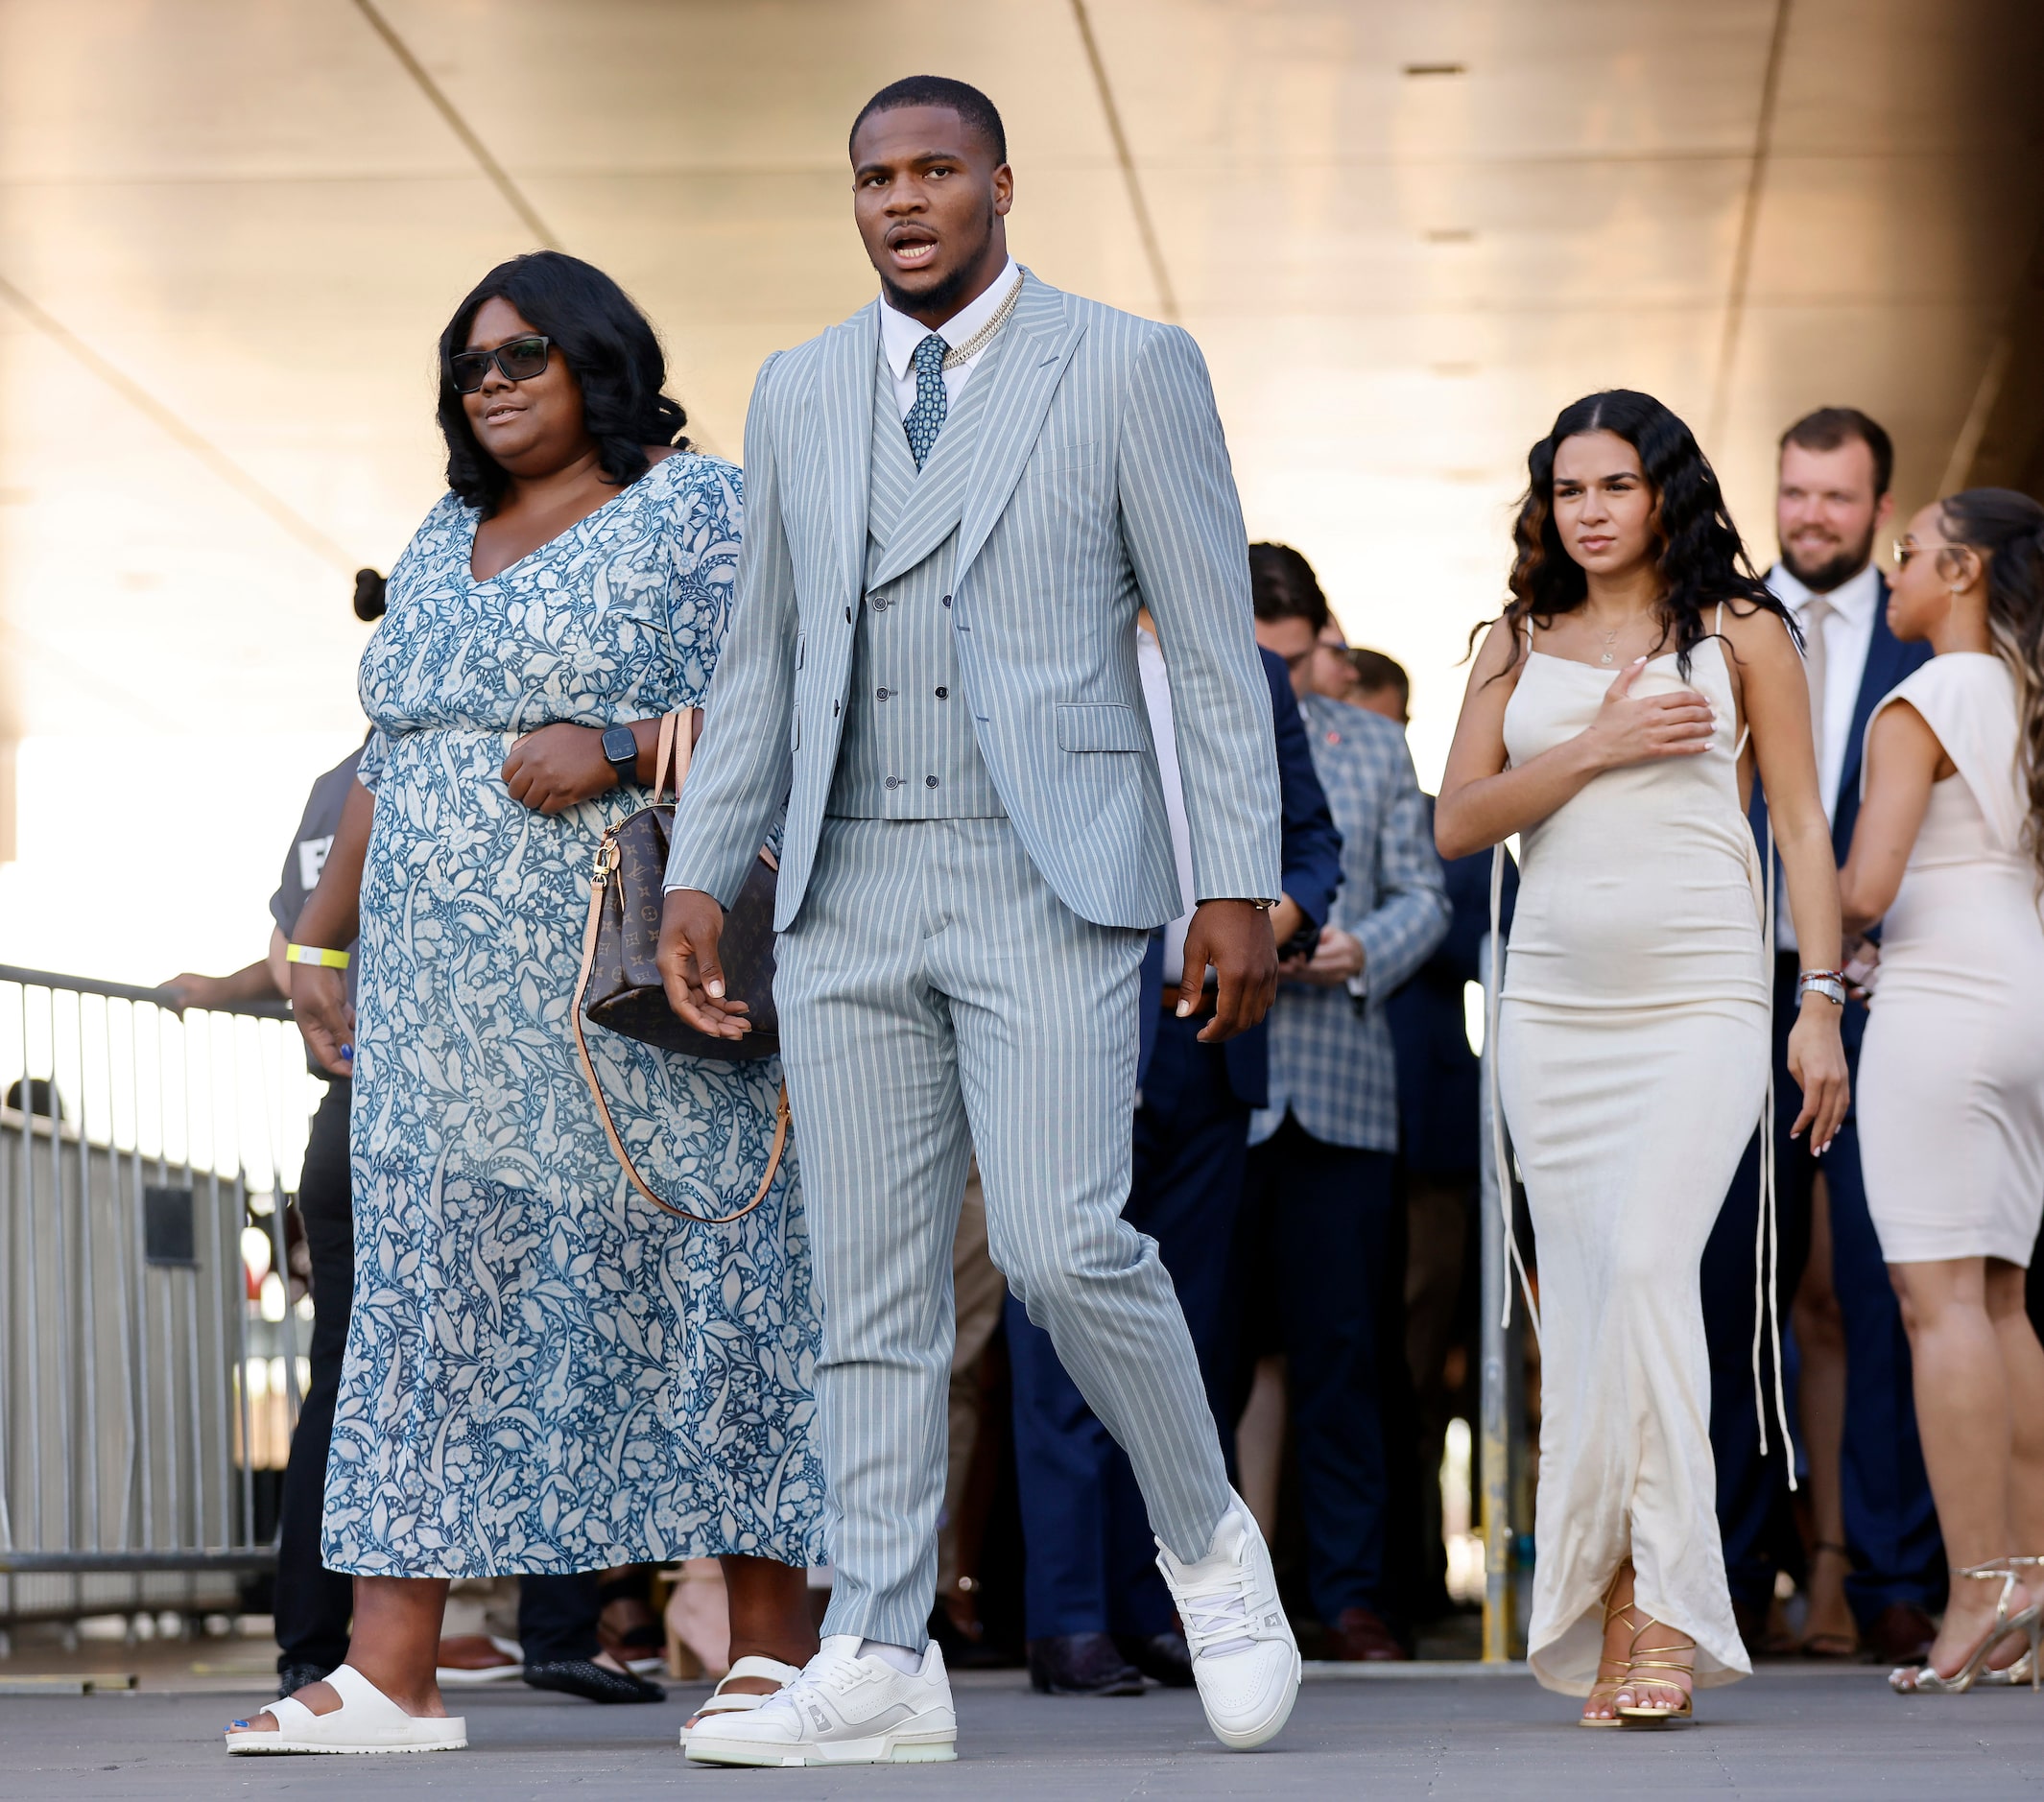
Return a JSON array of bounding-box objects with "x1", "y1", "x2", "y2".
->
[
  {"x1": 435, "y1": 1634, "x2": 524, "y2": 1683},
  {"x1": 1327, "y1": 1606, "x2": 1410, "y2": 1661},
  {"x1": 1865, "y1": 1603, "x2": 1936, "y2": 1667}
]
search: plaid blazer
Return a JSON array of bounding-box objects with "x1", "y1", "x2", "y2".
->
[{"x1": 1249, "y1": 693, "x2": 1450, "y2": 1152}]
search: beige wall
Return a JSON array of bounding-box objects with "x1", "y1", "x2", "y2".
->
[{"x1": 2, "y1": 1, "x2": 2039, "y2": 979}]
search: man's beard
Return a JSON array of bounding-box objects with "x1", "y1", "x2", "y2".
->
[
  {"x1": 878, "y1": 208, "x2": 997, "y2": 320},
  {"x1": 1781, "y1": 522, "x2": 1876, "y2": 593}
]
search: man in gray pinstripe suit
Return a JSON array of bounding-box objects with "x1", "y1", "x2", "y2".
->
[{"x1": 658, "y1": 76, "x2": 1300, "y2": 1765}]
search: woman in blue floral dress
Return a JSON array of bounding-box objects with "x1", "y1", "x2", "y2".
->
[{"x1": 230, "y1": 254, "x2": 821, "y2": 1756}]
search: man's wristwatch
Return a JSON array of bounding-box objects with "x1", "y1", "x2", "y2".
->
[{"x1": 601, "y1": 724, "x2": 640, "y2": 787}]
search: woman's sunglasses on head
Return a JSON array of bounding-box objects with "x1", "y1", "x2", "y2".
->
[{"x1": 450, "y1": 335, "x2": 552, "y2": 393}]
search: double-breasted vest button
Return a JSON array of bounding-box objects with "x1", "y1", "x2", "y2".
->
[
  {"x1": 833, "y1": 699, "x2": 841, "y2": 717},
  {"x1": 885, "y1": 775, "x2": 902, "y2": 790},
  {"x1": 871, "y1": 596, "x2": 890, "y2": 611},
  {"x1": 844, "y1": 605, "x2": 852, "y2": 622},
  {"x1": 925, "y1": 776, "x2": 939, "y2": 788},
  {"x1": 935, "y1": 686, "x2": 948, "y2": 699},
  {"x1": 876, "y1": 687, "x2": 891, "y2": 700},
  {"x1": 940, "y1": 594, "x2": 952, "y2": 607}
]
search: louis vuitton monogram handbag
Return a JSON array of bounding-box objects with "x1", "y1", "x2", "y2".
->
[{"x1": 571, "y1": 708, "x2": 789, "y2": 1223}]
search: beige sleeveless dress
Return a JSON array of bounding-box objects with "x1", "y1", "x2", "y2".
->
[
  {"x1": 1497, "y1": 626, "x2": 1769, "y2": 1695},
  {"x1": 1857, "y1": 653, "x2": 2044, "y2": 1267}
]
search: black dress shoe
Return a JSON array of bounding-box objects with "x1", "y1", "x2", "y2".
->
[
  {"x1": 1026, "y1": 1632, "x2": 1146, "y2": 1696},
  {"x1": 523, "y1": 1658, "x2": 665, "y2": 1703},
  {"x1": 1116, "y1": 1631, "x2": 1195, "y2": 1688},
  {"x1": 1327, "y1": 1605, "x2": 1411, "y2": 1661},
  {"x1": 275, "y1": 1662, "x2": 331, "y2": 1698}
]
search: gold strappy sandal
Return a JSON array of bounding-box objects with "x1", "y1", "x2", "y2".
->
[
  {"x1": 1581, "y1": 1587, "x2": 1642, "y2": 1728},
  {"x1": 1891, "y1": 1558, "x2": 2044, "y2": 1695},
  {"x1": 1616, "y1": 1615, "x2": 1696, "y2": 1726}
]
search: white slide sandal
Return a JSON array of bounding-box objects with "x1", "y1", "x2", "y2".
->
[
  {"x1": 225, "y1": 1663, "x2": 468, "y2": 1755},
  {"x1": 677, "y1": 1656, "x2": 802, "y2": 1748}
]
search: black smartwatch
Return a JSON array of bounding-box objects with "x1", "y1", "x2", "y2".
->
[{"x1": 601, "y1": 724, "x2": 639, "y2": 787}]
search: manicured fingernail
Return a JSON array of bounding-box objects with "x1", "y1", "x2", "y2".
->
[
  {"x1": 706, "y1": 979, "x2": 725, "y2": 998},
  {"x1": 340, "y1": 1045, "x2": 353, "y2": 1061},
  {"x1": 1176, "y1": 1000, "x2": 1193, "y2": 1018}
]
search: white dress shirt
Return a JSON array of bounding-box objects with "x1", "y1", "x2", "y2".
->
[
  {"x1": 878, "y1": 258, "x2": 1022, "y2": 420},
  {"x1": 1765, "y1": 558, "x2": 1882, "y2": 951},
  {"x1": 1135, "y1": 626, "x2": 1200, "y2": 984}
]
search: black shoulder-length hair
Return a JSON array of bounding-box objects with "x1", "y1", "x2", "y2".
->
[
  {"x1": 1494, "y1": 389, "x2": 1794, "y2": 680},
  {"x1": 436, "y1": 250, "x2": 689, "y2": 512}
]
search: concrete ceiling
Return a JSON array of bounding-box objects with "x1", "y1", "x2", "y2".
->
[{"x1": 3, "y1": 0, "x2": 2042, "y2": 973}]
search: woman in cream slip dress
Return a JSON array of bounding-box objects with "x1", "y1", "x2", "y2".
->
[
  {"x1": 1438, "y1": 391, "x2": 1848, "y2": 1730},
  {"x1": 1841, "y1": 488, "x2": 2044, "y2": 1695}
]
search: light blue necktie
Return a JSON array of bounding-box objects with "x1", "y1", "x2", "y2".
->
[{"x1": 902, "y1": 334, "x2": 947, "y2": 470}]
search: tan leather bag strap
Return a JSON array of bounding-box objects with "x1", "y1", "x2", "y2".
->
[
  {"x1": 653, "y1": 705, "x2": 697, "y2": 804},
  {"x1": 570, "y1": 705, "x2": 786, "y2": 1225}
]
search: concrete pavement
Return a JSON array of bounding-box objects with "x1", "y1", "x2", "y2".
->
[{"x1": 2, "y1": 1666, "x2": 2042, "y2": 1801}]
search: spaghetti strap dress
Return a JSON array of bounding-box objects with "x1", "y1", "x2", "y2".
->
[
  {"x1": 1497, "y1": 624, "x2": 1770, "y2": 1694},
  {"x1": 1856, "y1": 653, "x2": 2044, "y2": 1268}
]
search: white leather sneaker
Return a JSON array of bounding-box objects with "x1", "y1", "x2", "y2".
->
[
  {"x1": 1155, "y1": 1490, "x2": 1301, "y2": 1750},
  {"x1": 682, "y1": 1636, "x2": 958, "y2": 1766}
]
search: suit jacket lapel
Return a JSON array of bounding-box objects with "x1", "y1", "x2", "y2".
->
[
  {"x1": 811, "y1": 303, "x2": 877, "y2": 607},
  {"x1": 1836, "y1": 574, "x2": 1905, "y2": 816},
  {"x1": 951, "y1": 272, "x2": 1087, "y2": 591}
]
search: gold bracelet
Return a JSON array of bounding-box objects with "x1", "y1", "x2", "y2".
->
[{"x1": 286, "y1": 944, "x2": 350, "y2": 970}]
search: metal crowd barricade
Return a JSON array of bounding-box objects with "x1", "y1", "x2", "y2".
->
[{"x1": 0, "y1": 963, "x2": 321, "y2": 1627}]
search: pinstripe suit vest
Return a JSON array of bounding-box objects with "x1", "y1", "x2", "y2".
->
[{"x1": 826, "y1": 340, "x2": 1007, "y2": 818}]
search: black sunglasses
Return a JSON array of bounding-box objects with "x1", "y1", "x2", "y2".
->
[{"x1": 449, "y1": 334, "x2": 553, "y2": 393}]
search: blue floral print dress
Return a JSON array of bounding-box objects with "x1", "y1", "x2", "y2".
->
[{"x1": 322, "y1": 453, "x2": 823, "y2": 1577}]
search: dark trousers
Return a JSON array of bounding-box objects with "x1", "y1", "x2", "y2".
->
[
  {"x1": 518, "y1": 1572, "x2": 603, "y2": 1665},
  {"x1": 273, "y1": 1079, "x2": 356, "y2": 1674},
  {"x1": 1007, "y1": 1012, "x2": 1248, "y2": 1639},
  {"x1": 1238, "y1": 1113, "x2": 1400, "y2": 1624},
  {"x1": 1702, "y1": 955, "x2": 1944, "y2": 1624}
]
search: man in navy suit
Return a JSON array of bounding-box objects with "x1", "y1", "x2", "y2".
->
[
  {"x1": 1703, "y1": 407, "x2": 1942, "y2": 1664},
  {"x1": 1005, "y1": 625, "x2": 1342, "y2": 1697}
]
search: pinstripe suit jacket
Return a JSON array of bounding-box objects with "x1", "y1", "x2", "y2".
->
[
  {"x1": 664, "y1": 270, "x2": 1282, "y2": 932},
  {"x1": 1249, "y1": 694, "x2": 1450, "y2": 1152}
]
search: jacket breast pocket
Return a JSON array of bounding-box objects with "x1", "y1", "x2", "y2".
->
[
  {"x1": 1055, "y1": 701, "x2": 1144, "y2": 752},
  {"x1": 1039, "y1": 437, "x2": 1099, "y2": 472}
]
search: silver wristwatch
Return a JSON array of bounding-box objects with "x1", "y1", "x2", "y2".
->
[{"x1": 1795, "y1": 970, "x2": 1846, "y2": 1007}]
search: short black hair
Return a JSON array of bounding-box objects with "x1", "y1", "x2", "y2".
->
[
  {"x1": 1347, "y1": 648, "x2": 1410, "y2": 706},
  {"x1": 850, "y1": 75, "x2": 1007, "y2": 164},
  {"x1": 1780, "y1": 406, "x2": 1894, "y2": 499},
  {"x1": 1248, "y1": 542, "x2": 1330, "y2": 632},
  {"x1": 436, "y1": 250, "x2": 688, "y2": 514}
]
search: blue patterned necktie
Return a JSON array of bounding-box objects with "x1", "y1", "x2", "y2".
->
[{"x1": 902, "y1": 333, "x2": 948, "y2": 470}]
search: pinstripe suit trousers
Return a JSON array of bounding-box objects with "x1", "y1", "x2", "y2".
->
[{"x1": 774, "y1": 815, "x2": 1233, "y2": 1647}]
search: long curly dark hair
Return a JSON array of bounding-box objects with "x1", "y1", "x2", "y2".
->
[
  {"x1": 436, "y1": 250, "x2": 689, "y2": 513},
  {"x1": 1493, "y1": 389, "x2": 1794, "y2": 680},
  {"x1": 1938, "y1": 487, "x2": 2044, "y2": 890}
]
